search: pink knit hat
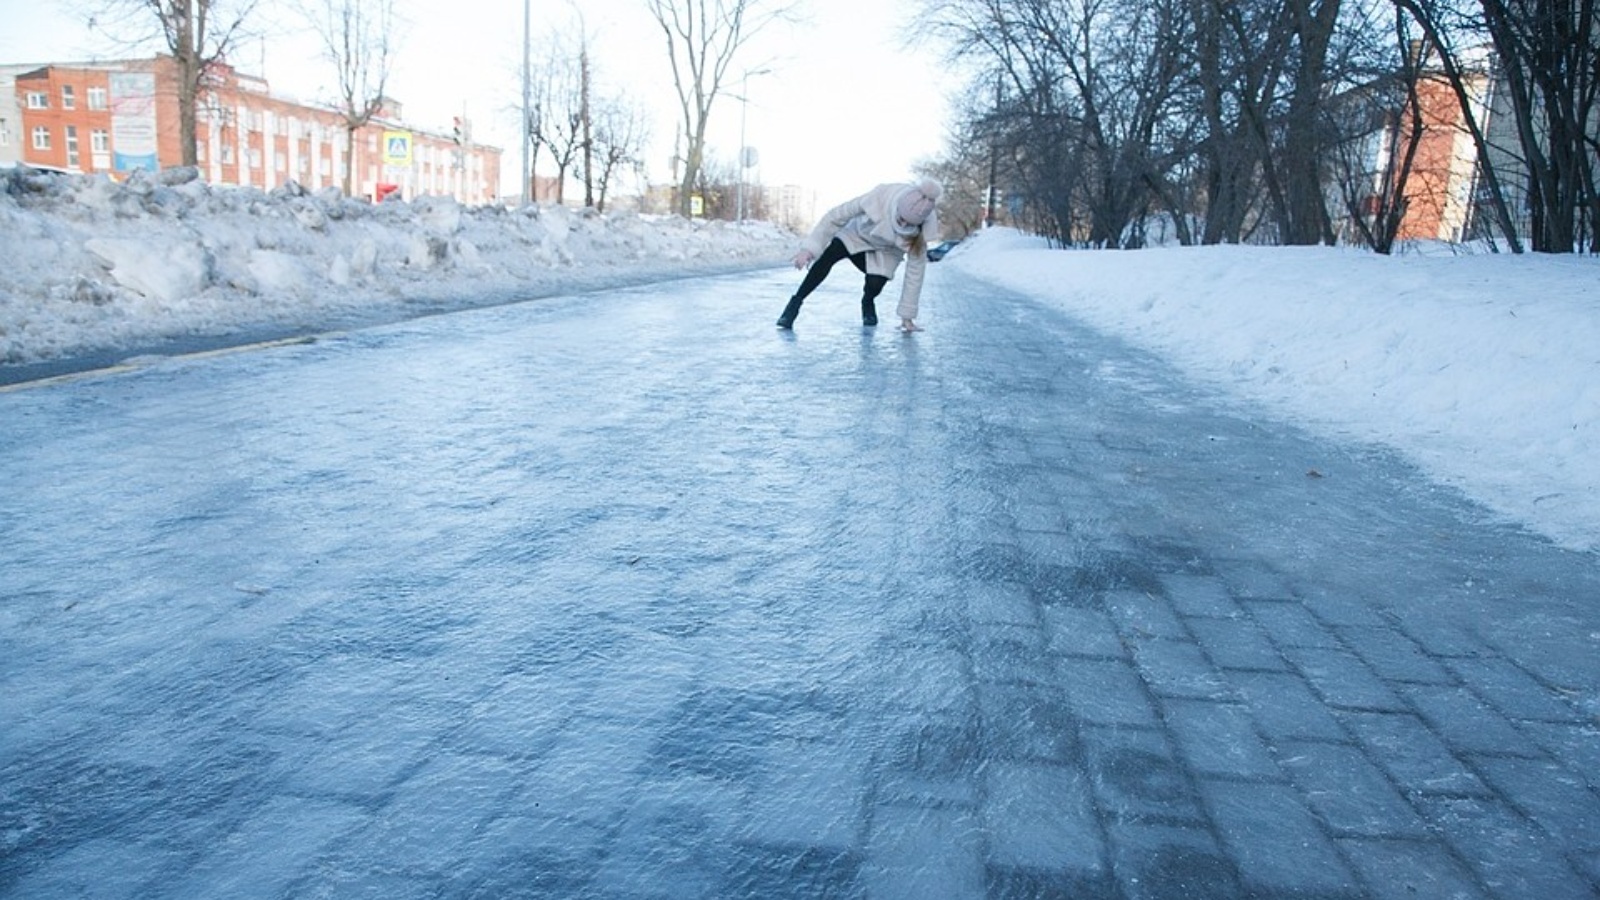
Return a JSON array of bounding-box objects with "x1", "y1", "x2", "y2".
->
[{"x1": 896, "y1": 177, "x2": 942, "y2": 225}]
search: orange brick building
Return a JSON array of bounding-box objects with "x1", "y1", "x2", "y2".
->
[
  {"x1": 7, "y1": 55, "x2": 500, "y2": 204},
  {"x1": 1328, "y1": 46, "x2": 1512, "y2": 246},
  {"x1": 1391, "y1": 67, "x2": 1495, "y2": 243}
]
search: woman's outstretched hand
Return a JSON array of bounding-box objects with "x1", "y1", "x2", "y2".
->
[{"x1": 792, "y1": 250, "x2": 815, "y2": 269}]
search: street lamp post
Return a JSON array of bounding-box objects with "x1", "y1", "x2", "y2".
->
[
  {"x1": 520, "y1": 0, "x2": 532, "y2": 206},
  {"x1": 736, "y1": 68, "x2": 771, "y2": 221}
]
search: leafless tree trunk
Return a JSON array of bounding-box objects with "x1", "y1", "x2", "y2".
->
[
  {"x1": 84, "y1": 0, "x2": 260, "y2": 167},
  {"x1": 1279, "y1": 0, "x2": 1343, "y2": 244},
  {"x1": 1188, "y1": 0, "x2": 1274, "y2": 243},
  {"x1": 644, "y1": 0, "x2": 794, "y2": 218},
  {"x1": 301, "y1": 0, "x2": 398, "y2": 197}
]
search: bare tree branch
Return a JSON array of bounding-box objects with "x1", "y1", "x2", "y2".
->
[
  {"x1": 299, "y1": 0, "x2": 400, "y2": 196},
  {"x1": 643, "y1": 0, "x2": 796, "y2": 217},
  {"x1": 82, "y1": 0, "x2": 262, "y2": 167}
]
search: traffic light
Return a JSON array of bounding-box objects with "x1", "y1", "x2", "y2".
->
[{"x1": 452, "y1": 117, "x2": 462, "y2": 145}]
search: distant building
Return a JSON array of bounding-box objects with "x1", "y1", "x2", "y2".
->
[
  {"x1": 3, "y1": 54, "x2": 500, "y2": 205},
  {"x1": 761, "y1": 183, "x2": 819, "y2": 233},
  {"x1": 1392, "y1": 55, "x2": 1498, "y2": 243},
  {"x1": 1329, "y1": 44, "x2": 1539, "y2": 247},
  {"x1": 0, "y1": 66, "x2": 32, "y2": 163}
]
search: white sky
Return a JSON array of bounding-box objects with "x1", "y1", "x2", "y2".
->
[{"x1": 0, "y1": 0, "x2": 962, "y2": 201}]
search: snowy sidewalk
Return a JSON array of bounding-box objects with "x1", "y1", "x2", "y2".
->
[{"x1": 1, "y1": 269, "x2": 1596, "y2": 898}]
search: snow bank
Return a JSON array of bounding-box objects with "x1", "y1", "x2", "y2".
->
[
  {"x1": 0, "y1": 165, "x2": 793, "y2": 364},
  {"x1": 948, "y1": 228, "x2": 1600, "y2": 553}
]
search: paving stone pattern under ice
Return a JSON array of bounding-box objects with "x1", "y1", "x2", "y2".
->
[{"x1": 1, "y1": 270, "x2": 1597, "y2": 898}]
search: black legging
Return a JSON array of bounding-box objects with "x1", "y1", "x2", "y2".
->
[{"x1": 793, "y1": 238, "x2": 889, "y2": 304}]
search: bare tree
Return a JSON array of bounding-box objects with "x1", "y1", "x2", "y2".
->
[
  {"x1": 83, "y1": 0, "x2": 261, "y2": 167},
  {"x1": 644, "y1": 0, "x2": 794, "y2": 217},
  {"x1": 929, "y1": 0, "x2": 1466, "y2": 251},
  {"x1": 1479, "y1": 0, "x2": 1599, "y2": 251},
  {"x1": 525, "y1": 32, "x2": 585, "y2": 205},
  {"x1": 1185, "y1": 0, "x2": 1286, "y2": 243},
  {"x1": 928, "y1": 0, "x2": 1195, "y2": 247},
  {"x1": 589, "y1": 97, "x2": 651, "y2": 212},
  {"x1": 1328, "y1": 6, "x2": 1429, "y2": 253},
  {"x1": 523, "y1": 50, "x2": 550, "y2": 202},
  {"x1": 300, "y1": 0, "x2": 398, "y2": 196}
]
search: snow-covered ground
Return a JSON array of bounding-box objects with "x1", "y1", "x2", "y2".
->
[
  {"x1": 0, "y1": 164, "x2": 794, "y2": 364},
  {"x1": 2, "y1": 164, "x2": 1595, "y2": 553},
  {"x1": 944, "y1": 230, "x2": 1599, "y2": 555}
]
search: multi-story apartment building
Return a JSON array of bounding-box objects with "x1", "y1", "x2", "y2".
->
[{"x1": 4, "y1": 54, "x2": 499, "y2": 205}]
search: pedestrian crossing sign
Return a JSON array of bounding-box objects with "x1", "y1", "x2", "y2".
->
[{"x1": 383, "y1": 131, "x2": 413, "y2": 166}]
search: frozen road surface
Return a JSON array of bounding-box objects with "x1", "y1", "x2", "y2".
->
[{"x1": 2, "y1": 269, "x2": 1597, "y2": 899}]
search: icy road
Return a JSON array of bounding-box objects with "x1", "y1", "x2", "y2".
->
[{"x1": 2, "y1": 269, "x2": 1597, "y2": 899}]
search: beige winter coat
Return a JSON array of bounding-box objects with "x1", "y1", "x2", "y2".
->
[{"x1": 801, "y1": 183, "x2": 942, "y2": 321}]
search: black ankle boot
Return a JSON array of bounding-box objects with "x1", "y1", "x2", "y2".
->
[
  {"x1": 776, "y1": 296, "x2": 803, "y2": 329},
  {"x1": 861, "y1": 299, "x2": 878, "y2": 327}
]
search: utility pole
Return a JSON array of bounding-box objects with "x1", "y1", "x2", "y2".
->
[
  {"x1": 736, "y1": 68, "x2": 770, "y2": 221},
  {"x1": 455, "y1": 105, "x2": 469, "y2": 203},
  {"x1": 580, "y1": 37, "x2": 593, "y2": 209},
  {"x1": 520, "y1": 0, "x2": 532, "y2": 206}
]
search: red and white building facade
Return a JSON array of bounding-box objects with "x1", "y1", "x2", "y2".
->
[{"x1": 2, "y1": 55, "x2": 499, "y2": 205}]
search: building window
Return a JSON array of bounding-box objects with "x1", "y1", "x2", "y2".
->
[
  {"x1": 26, "y1": 92, "x2": 48, "y2": 109},
  {"x1": 66, "y1": 125, "x2": 79, "y2": 168},
  {"x1": 32, "y1": 126, "x2": 51, "y2": 150},
  {"x1": 221, "y1": 144, "x2": 234, "y2": 164},
  {"x1": 61, "y1": 85, "x2": 76, "y2": 109},
  {"x1": 249, "y1": 148, "x2": 261, "y2": 169},
  {"x1": 87, "y1": 86, "x2": 108, "y2": 110},
  {"x1": 0, "y1": 118, "x2": 9, "y2": 147},
  {"x1": 91, "y1": 129, "x2": 109, "y2": 153}
]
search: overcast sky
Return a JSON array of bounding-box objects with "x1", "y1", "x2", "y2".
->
[{"x1": 1, "y1": 0, "x2": 961, "y2": 202}]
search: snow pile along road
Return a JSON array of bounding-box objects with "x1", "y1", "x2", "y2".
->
[{"x1": 0, "y1": 164, "x2": 793, "y2": 364}]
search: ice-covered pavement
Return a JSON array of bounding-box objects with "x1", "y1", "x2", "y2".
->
[{"x1": 1, "y1": 269, "x2": 1597, "y2": 898}]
